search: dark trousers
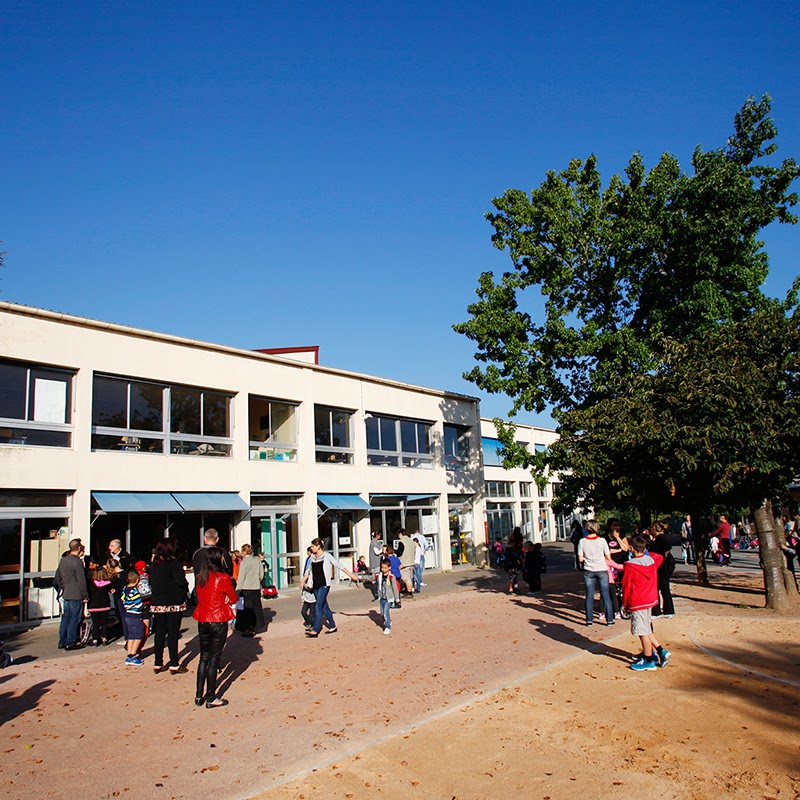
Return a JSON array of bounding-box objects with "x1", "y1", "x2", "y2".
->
[
  {"x1": 525, "y1": 571, "x2": 542, "y2": 592},
  {"x1": 196, "y1": 621, "x2": 227, "y2": 702},
  {"x1": 153, "y1": 611, "x2": 183, "y2": 668},
  {"x1": 301, "y1": 600, "x2": 316, "y2": 627},
  {"x1": 653, "y1": 573, "x2": 675, "y2": 616},
  {"x1": 90, "y1": 610, "x2": 109, "y2": 643},
  {"x1": 241, "y1": 589, "x2": 265, "y2": 632}
]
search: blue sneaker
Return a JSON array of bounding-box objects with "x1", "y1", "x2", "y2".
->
[
  {"x1": 630, "y1": 657, "x2": 658, "y2": 671},
  {"x1": 657, "y1": 648, "x2": 671, "y2": 667},
  {"x1": 125, "y1": 655, "x2": 143, "y2": 666}
]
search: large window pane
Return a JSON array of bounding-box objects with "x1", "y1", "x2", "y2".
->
[
  {"x1": 0, "y1": 363, "x2": 26, "y2": 419},
  {"x1": 331, "y1": 410, "x2": 350, "y2": 448},
  {"x1": 416, "y1": 422, "x2": 430, "y2": 454},
  {"x1": 93, "y1": 377, "x2": 128, "y2": 428},
  {"x1": 270, "y1": 401, "x2": 295, "y2": 443},
  {"x1": 401, "y1": 419, "x2": 417, "y2": 453},
  {"x1": 130, "y1": 381, "x2": 163, "y2": 431},
  {"x1": 171, "y1": 386, "x2": 201, "y2": 434},
  {"x1": 203, "y1": 391, "x2": 230, "y2": 438},
  {"x1": 365, "y1": 416, "x2": 379, "y2": 450},
  {"x1": 379, "y1": 417, "x2": 396, "y2": 451},
  {"x1": 315, "y1": 406, "x2": 331, "y2": 446}
]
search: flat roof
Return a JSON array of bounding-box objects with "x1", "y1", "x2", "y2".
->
[{"x1": 0, "y1": 301, "x2": 480, "y2": 404}]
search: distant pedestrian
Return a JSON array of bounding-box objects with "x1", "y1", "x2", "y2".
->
[
  {"x1": 569, "y1": 520, "x2": 584, "y2": 570},
  {"x1": 87, "y1": 566, "x2": 113, "y2": 646},
  {"x1": 235, "y1": 543, "x2": 266, "y2": 637},
  {"x1": 523, "y1": 541, "x2": 546, "y2": 595}
]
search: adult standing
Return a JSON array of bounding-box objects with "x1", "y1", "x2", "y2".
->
[
  {"x1": 396, "y1": 529, "x2": 416, "y2": 595},
  {"x1": 411, "y1": 532, "x2": 427, "y2": 593},
  {"x1": 149, "y1": 538, "x2": 190, "y2": 674},
  {"x1": 236, "y1": 543, "x2": 266, "y2": 636},
  {"x1": 649, "y1": 522, "x2": 679, "y2": 618},
  {"x1": 302, "y1": 538, "x2": 360, "y2": 637},
  {"x1": 711, "y1": 515, "x2": 732, "y2": 566},
  {"x1": 569, "y1": 520, "x2": 584, "y2": 570},
  {"x1": 193, "y1": 547, "x2": 237, "y2": 708},
  {"x1": 367, "y1": 531, "x2": 384, "y2": 600},
  {"x1": 108, "y1": 537, "x2": 132, "y2": 630},
  {"x1": 680, "y1": 515, "x2": 694, "y2": 564},
  {"x1": 193, "y1": 528, "x2": 233, "y2": 576},
  {"x1": 577, "y1": 520, "x2": 615, "y2": 626},
  {"x1": 55, "y1": 538, "x2": 88, "y2": 650}
]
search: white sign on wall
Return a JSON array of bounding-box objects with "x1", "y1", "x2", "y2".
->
[{"x1": 33, "y1": 378, "x2": 67, "y2": 423}]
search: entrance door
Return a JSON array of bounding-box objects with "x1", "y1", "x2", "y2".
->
[{"x1": 256, "y1": 513, "x2": 300, "y2": 589}]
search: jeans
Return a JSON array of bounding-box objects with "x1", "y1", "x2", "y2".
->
[
  {"x1": 196, "y1": 621, "x2": 227, "y2": 702},
  {"x1": 313, "y1": 585, "x2": 335, "y2": 633},
  {"x1": 413, "y1": 563, "x2": 423, "y2": 593},
  {"x1": 59, "y1": 599, "x2": 84, "y2": 646},
  {"x1": 379, "y1": 596, "x2": 392, "y2": 630},
  {"x1": 583, "y1": 570, "x2": 614, "y2": 623},
  {"x1": 153, "y1": 611, "x2": 183, "y2": 668}
]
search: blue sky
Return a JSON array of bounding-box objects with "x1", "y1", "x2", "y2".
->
[{"x1": 2, "y1": 1, "x2": 799, "y2": 427}]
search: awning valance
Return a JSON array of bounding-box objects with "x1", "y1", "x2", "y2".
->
[
  {"x1": 172, "y1": 492, "x2": 250, "y2": 512},
  {"x1": 92, "y1": 492, "x2": 183, "y2": 514},
  {"x1": 317, "y1": 494, "x2": 372, "y2": 512}
]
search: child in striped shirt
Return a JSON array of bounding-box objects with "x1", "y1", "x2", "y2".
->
[{"x1": 120, "y1": 570, "x2": 145, "y2": 666}]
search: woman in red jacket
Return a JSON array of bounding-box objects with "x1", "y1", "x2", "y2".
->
[{"x1": 193, "y1": 547, "x2": 237, "y2": 708}]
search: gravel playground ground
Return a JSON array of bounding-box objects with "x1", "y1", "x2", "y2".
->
[{"x1": 1, "y1": 548, "x2": 799, "y2": 800}]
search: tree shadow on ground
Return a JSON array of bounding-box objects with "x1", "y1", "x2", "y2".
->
[{"x1": 0, "y1": 678, "x2": 56, "y2": 727}]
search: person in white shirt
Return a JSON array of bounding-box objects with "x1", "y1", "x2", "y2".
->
[{"x1": 577, "y1": 520, "x2": 615, "y2": 626}]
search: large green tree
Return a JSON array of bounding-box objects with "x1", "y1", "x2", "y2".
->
[{"x1": 455, "y1": 95, "x2": 800, "y2": 607}]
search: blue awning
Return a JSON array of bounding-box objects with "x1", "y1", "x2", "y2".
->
[
  {"x1": 92, "y1": 492, "x2": 183, "y2": 514},
  {"x1": 172, "y1": 493, "x2": 250, "y2": 512},
  {"x1": 317, "y1": 494, "x2": 372, "y2": 512},
  {"x1": 407, "y1": 494, "x2": 439, "y2": 502}
]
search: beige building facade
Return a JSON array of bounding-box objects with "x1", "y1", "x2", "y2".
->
[{"x1": 0, "y1": 302, "x2": 486, "y2": 627}]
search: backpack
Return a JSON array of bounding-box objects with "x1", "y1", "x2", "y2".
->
[{"x1": 137, "y1": 575, "x2": 152, "y2": 598}]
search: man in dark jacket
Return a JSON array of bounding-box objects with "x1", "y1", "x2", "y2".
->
[{"x1": 56, "y1": 538, "x2": 88, "y2": 650}]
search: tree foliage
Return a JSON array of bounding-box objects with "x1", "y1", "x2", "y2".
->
[{"x1": 455, "y1": 95, "x2": 800, "y2": 604}]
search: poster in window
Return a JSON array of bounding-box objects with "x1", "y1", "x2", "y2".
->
[
  {"x1": 421, "y1": 514, "x2": 438, "y2": 535},
  {"x1": 33, "y1": 378, "x2": 67, "y2": 423}
]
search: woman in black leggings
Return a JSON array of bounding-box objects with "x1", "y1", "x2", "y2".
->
[
  {"x1": 193, "y1": 547, "x2": 237, "y2": 708},
  {"x1": 149, "y1": 538, "x2": 190, "y2": 674}
]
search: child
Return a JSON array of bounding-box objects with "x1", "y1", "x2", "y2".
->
[
  {"x1": 87, "y1": 566, "x2": 113, "y2": 646},
  {"x1": 376, "y1": 557, "x2": 400, "y2": 635},
  {"x1": 120, "y1": 569, "x2": 145, "y2": 666},
  {"x1": 523, "y1": 542, "x2": 546, "y2": 595},
  {"x1": 355, "y1": 555, "x2": 370, "y2": 574},
  {"x1": 615, "y1": 535, "x2": 671, "y2": 671},
  {"x1": 384, "y1": 546, "x2": 403, "y2": 593},
  {"x1": 134, "y1": 560, "x2": 152, "y2": 651}
]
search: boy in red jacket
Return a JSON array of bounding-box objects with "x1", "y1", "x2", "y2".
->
[{"x1": 616, "y1": 535, "x2": 671, "y2": 671}]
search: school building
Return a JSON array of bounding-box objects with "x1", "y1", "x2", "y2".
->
[{"x1": 0, "y1": 301, "x2": 565, "y2": 628}]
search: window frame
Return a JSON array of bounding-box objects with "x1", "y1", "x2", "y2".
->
[
  {"x1": 248, "y1": 395, "x2": 299, "y2": 462},
  {"x1": 485, "y1": 480, "x2": 514, "y2": 499},
  {"x1": 366, "y1": 413, "x2": 433, "y2": 469},
  {"x1": 314, "y1": 405, "x2": 355, "y2": 464},
  {"x1": 0, "y1": 360, "x2": 74, "y2": 448},
  {"x1": 91, "y1": 373, "x2": 234, "y2": 456},
  {"x1": 443, "y1": 423, "x2": 470, "y2": 471}
]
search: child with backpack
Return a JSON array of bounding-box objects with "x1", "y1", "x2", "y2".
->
[{"x1": 120, "y1": 570, "x2": 146, "y2": 666}]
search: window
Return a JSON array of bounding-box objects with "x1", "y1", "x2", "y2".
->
[
  {"x1": 92, "y1": 374, "x2": 233, "y2": 456},
  {"x1": 481, "y1": 437, "x2": 504, "y2": 467},
  {"x1": 249, "y1": 396, "x2": 298, "y2": 461},
  {"x1": 520, "y1": 482, "x2": 532, "y2": 497},
  {"x1": 534, "y1": 442, "x2": 548, "y2": 454},
  {"x1": 0, "y1": 360, "x2": 74, "y2": 447},
  {"x1": 444, "y1": 424, "x2": 470, "y2": 471},
  {"x1": 314, "y1": 405, "x2": 354, "y2": 464},
  {"x1": 366, "y1": 414, "x2": 432, "y2": 468},
  {"x1": 538, "y1": 482, "x2": 550, "y2": 499},
  {"x1": 486, "y1": 481, "x2": 514, "y2": 499}
]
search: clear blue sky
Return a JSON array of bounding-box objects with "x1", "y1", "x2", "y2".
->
[{"x1": 2, "y1": 1, "x2": 799, "y2": 427}]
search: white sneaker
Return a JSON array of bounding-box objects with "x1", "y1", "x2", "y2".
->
[{"x1": 383, "y1": 628, "x2": 392, "y2": 635}]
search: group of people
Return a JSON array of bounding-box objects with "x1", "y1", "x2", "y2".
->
[{"x1": 491, "y1": 528, "x2": 548, "y2": 596}]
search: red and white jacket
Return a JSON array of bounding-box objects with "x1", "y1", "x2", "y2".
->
[{"x1": 621, "y1": 552, "x2": 663, "y2": 611}]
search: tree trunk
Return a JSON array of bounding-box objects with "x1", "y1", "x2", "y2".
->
[
  {"x1": 753, "y1": 500, "x2": 794, "y2": 610},
  {"x1": 687, "y1": 508, "x2": 709, "y2": 587}
]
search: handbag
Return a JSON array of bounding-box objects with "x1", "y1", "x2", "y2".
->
[{"x1": 235, "y1": 595, "x2": 245, "y2": 611}]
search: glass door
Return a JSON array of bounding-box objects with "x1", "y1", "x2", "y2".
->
[{"x1": 256, "y1": 512, "x2": 300, "y2": 589}]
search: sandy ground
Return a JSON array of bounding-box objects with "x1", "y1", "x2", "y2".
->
[{"x1": 1, "y1": 558, "x2": 799, "y2": 800}]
